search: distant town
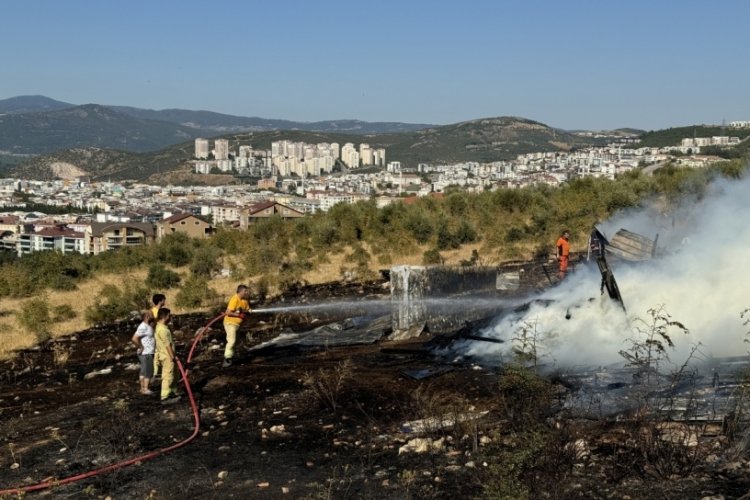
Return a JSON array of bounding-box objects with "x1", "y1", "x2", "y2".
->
[{"x1": 0, "y1": 122, "x2": 747, "y2": 257}]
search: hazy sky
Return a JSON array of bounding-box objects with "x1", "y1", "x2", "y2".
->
[{"x1": 2, "y1": 0, "x2": 748, "y2": 130}]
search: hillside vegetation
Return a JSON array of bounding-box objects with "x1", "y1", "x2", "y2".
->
[
  {"x1": 0, "y1": 104, "x2": 201, "y2": 154},
  {"x1": 637, "y1": 125, "x2": 750, "y2": 148},
  {"x1": 11, "y1": 117, "x2": 595, "y2": 181},
  {"x1": 0, "y1": 159, "x2": 746, "y2": 355}
]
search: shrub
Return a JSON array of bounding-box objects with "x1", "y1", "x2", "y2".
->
[
  {"x1": 52, "y1": 304, "x2": 77, "y2": 322},
  {"x1": 0, "y1": 265, "x2": 36, "y2": 298},
  {"x1": 175, "y1": 276, "x2": 220, "y2": 309},
  {"x1": 255, "y1": 276, "x2": 270, "y2": 302},
  {"x1": 436, "y1": 224, "x2": 457, "y2": 250},
  {"x1": 244, "y1": 242, "x2": 284, "y2": 277},
  {"x1": 279, "y1": 260, "x2": 310, "y2": 291},
  {"x1": 498, "y1": 366, "x2": 552, "y2": 431},
  {"x1": 156, "y1": 233, "x2": 193, "y2": 267},
  {"x1": 404, "y1": 211, "x2": 434, "y2": 244},
  {"x1": 460, "y1": 249, "x2": 481, "y2": 267},
  {"x1": 302, "y1": 359, "x2": 353, "y2": 411},
  {"x1": 422, "y1": 248, "x2": 443, "y2": 265},
  {"x1": 85, "y1": 281, "x2": 151, "y2": 325},
  {"x1": 344, "y1": 245, "x2": 370, "y2": 265},
  {"x1": 16, "y1": 296, "x2": 52, "y2": 344},
  {"x1": 189, "y1": 246, "x2": 222, "y2": 278},
  {"x1": 146, "y1": 264, "x2": 182, "y2": 289}
]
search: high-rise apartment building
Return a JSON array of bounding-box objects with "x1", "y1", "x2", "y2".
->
[
  {"x1": 373, "y1": 148, "x2": 386, "y2": 167},
  {"x1": 195, "y1": 138, "x2": 209, "y2": 159},
  {"x1": 359, "y1": 143, "x2": 372, "y2": 166},
  {"x1": 214, "y1": 139, "x2": 229, "y2": 160}
]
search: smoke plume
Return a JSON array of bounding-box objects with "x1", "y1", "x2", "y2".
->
[{"x1": 464, "y1": 171, "x2": 750, "y2": 368}]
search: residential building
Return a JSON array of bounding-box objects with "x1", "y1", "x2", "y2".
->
[
  {"x1": 208, "y1": 204, "x2": 243, "y2": 225},
  {"x1": 214, "y1": 139, "x2": 229, "y2": 161},
  {"x1": 157, "y1": 213, "x2": 213, "y2": 240},
  {"x1": 195, "y1": 138, "x2": 209, "y2": 159},
  {"x1": 360, "y1": 143, "x2": 372, "y2": 166},
  {"x1": 238, "y1": 201, "x2": 305, "y2": 229},
  {"x1": 341, "y1": 143, "x2": 359, "y2": 168},
  {"x1": 15, "y1": 226, "x2": 86, "y2": 256},
  {"x1": 257, "y1": 178, "x2": 277, "y2": 190},
  {"x1": 86, "y1": 222, "x2": 155, "y2": 255}
]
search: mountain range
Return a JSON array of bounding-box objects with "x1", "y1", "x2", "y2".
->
[
  {"x1": 0, "y1": 95, "x2": 652, "y2": 184},
  {"x1": 0, "y1": 95, "x2": 434, "y2": 155},
  {"x1": 7, "y1": 117, "x2": 597, "y2": 183}
]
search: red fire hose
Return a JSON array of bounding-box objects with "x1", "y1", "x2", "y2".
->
[{"x1": 0, "y1": 312, "x2": 226, "y2": 495}]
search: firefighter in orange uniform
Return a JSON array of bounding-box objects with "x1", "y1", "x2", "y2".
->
[{"x1": 556, "y1": 230, "x2": 571, "y2": 279}]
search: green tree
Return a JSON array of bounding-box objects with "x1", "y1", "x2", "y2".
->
[{"x1": 146, "y1": 264, "x2": 182, "y2": 289}]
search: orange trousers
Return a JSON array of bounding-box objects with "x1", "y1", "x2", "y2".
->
[{"x1": 558, "y1": 255, "x2": 569, "y2": 278}]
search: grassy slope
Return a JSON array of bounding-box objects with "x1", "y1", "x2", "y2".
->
[{"x1": 0, "y1": 243, "x2": 488, "y2": 357}]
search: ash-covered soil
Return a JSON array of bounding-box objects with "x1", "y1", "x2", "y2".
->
[{"x1": 1, "y1": 277, "x2": 750, "y2": 499}]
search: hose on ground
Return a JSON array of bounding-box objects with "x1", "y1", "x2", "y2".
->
[{"x1": 0, "y1": 312, "x2": 227, "y2": 496}]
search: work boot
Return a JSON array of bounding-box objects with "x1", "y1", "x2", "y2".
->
[
  {"x1": 161, "y1": 394, "x2": 181, "y2": 405},
  {"x1": 222, "y1": 358, "x2": 232, "y2": 368}
]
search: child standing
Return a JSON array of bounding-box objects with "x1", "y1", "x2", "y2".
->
[
  {"x1": 154, "y1": 307, "x2": 180, "y2": 404},
  {"x1": 131, "y1": 311, "x2": 156, "y2": 395}
]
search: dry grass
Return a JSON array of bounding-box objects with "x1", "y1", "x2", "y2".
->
[
  {"x1": 0, "y1": 241, "x2": 530, "y2": 359},
  {"x1": 0, "y1": 271, "x2": 148, "y2": 358}
]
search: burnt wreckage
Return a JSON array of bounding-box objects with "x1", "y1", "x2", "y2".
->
[
  {"x1": 249, "y1": 226, "x2": 749, "y2": 423},
  {"x1": 588, "y1": 225, "x2": 660, "y2": 312}
]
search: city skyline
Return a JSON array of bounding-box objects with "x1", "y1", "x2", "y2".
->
[{"x1": 1, "y1": 0, "x2": 749, "y2": 131}]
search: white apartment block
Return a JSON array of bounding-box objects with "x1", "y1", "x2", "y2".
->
[
  {"x1": 681, "y1": 136, "x2": 739, "y2": 148},
  {"x1": 387, "y1": 161, "x2": 402, "y2": 172},
  {"x1": 195, "y1": 138, "x2": 209, "y2": 159},
  {"x1": 729, "y1": 121, "x2": 750, "y2": 128},
  {"x1": 214, "y1": 139, "x2": 229, "y2": 160},
  {"x1": 359, "y1": 143, "x2": 372, "y2": 165},
  {"x1": 195, "y1": 161, "x2": 213, "y2": 174},
  {"x1": 341, "y1": 143, "x2": 359, "y2": 168}
]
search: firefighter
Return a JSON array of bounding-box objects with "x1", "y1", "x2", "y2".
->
[
  {"x1": 222, "y1": 284, "x2": 250, "y2": 367},
  {"x1": 556, "y1": 230, "x2": 571, "y2": 279}
]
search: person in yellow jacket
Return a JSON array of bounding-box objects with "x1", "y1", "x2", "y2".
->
[
  {"x1": 151, "y1": 293, "x2": 166, "y2": 380},
  {"x1": 222, "y1": 284, "x2": 250, "y2": 367},
  {"x1": 151, "y1": 293, "x2": 166, "y2": 321},
  {"x1": 154, "y1": 307, "x2": 180, "y2": 403}
]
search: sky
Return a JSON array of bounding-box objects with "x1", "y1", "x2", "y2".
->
[{"x1": 2, "y1": 0, "x2": 749, "y2": 130}]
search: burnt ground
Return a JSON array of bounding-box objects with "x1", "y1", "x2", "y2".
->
[{"x1": 1, "y1": 274, "x2": 750, "y2": 499}]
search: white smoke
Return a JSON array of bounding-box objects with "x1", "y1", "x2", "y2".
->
[{"x1": 464, "y1": 171, "x2": 750, "y2": 368}]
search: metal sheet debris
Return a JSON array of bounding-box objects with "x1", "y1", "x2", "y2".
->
[
  {"x1": 605, "y1": 228, "x2": 657, "y2": 262},
  {"x1": 249, "y1": 315, "x2": 391, "y2": 352}
]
